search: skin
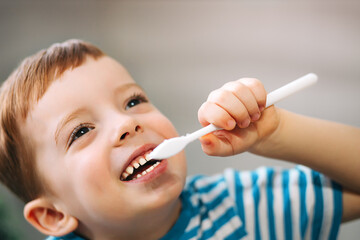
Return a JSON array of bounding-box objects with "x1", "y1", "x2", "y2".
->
[
  {"x1": 23, "y1": 55, "x2": 360, "y2": 239},
  {"x1": 23, "y1": 56, "x2": 187, "y2": 239}
]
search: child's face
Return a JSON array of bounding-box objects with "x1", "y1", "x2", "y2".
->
[{"x1": 23, "y1": 56, "x2": 187, "y2": 235}]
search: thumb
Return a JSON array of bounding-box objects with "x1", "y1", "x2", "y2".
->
[{"x1": 199, "y1": 132, "x2": 234, "y2": 156}]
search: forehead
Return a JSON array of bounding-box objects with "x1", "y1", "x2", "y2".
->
[
  {"x1": 32, "y1": 56, "x2": 135, "y2": 111},
  {"x1": 59, "y1": 56, "x2": 135, "y2": 90},
  {"x1": 23, "y1": 56, "x2": 137, "y2": 139}
]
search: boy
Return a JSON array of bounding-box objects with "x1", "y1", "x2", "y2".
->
[{"x1": 0, "y1": 39, "x2": 359, "y2": 240}]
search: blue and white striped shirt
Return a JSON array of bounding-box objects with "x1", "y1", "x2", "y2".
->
[
  {"x1": 47, "y1": 166, "x2": 342, "y2": 240},
  {"x1": 161, "y1": 166, "x2": 342, "y2": 240}
]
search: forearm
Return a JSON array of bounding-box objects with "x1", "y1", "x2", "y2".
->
[{"x1": 255, "y1": 108, "x2": 360, "y2": 193}]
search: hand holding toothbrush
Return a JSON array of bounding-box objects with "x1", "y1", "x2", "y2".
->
[
  {"x1": 147, "y1": 73, "x2": 317, "y2": 160},
  {"x1": 197, "y1": 77, "x2": 278, "y2": 157}
]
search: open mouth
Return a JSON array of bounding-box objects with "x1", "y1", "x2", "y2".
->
[{"x1": 120, "y1": 150, "x2": 161, "y2": 181}]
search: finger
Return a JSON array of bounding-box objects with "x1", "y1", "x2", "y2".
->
[
  {"x1": 199, "y1": 133, "x2": 234, "y2": 156},
  {"x1": 222, "y1": 81, "x2": 261, "y2": 122},
  {"x1": 237, "y1": 78, "x2": 267, "y2": 111},
  {"x1": 198, "y1": 101, "x2": 236, "y2": 130},
  {"x1": 207, "y1": 89, "x2": 251, "y2": 128}
]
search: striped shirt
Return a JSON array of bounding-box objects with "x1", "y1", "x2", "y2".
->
[
  {"x1": 161, "y1": 166, "x2": 342, "y2": 240},
  {"x1": 47, "y1": 166, "x2": 342, "y2": 240}
]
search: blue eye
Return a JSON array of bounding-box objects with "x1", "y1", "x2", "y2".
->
[
  {"x1": 125, "y1": 93, "x2": 148, "y2": 110},
  {"x1": 69, "y1": 124, "x2": 94, "y2": 146}
]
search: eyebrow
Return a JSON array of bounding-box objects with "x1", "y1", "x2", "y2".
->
[
  {"x1": 114, "y1": 82, "x2": 142, "y2": 94},
  {"x1": 54, "y1": 82, "x2": 142, "y2": 146}
]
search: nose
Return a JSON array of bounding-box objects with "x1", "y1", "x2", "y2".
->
[
  {"x1": 119, "y1": 125, "x2": 143, "y2": 140},
  {"x1": 113, "y1": 116, "x2": 144, "y2": 146}
]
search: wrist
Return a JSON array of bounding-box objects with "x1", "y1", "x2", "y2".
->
[{"x1": 249, "y1": 107, "x2": 285, "y2": 157}]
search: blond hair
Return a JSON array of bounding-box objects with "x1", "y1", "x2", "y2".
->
[{"x1": 0, "y1": 39, "x2": 104, "y2": 202}]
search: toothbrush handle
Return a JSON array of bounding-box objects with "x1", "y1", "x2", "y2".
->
[
  {"x1": 265, "y1": 73, "x2": 318, "y2": 107},
  {"x1": 190, "y1": 73, "x2": 318, "y2": 139},
  {"x1": 186, "y1": 124, "x2": 221, "y2": 141}
]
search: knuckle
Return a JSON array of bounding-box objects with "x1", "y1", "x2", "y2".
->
[
  {"x1": 223, "y1": 81, "x2": 237, "y2": 89},
  {"x1": 198, "y1": 102, "x2": 210, "y2": 117},
  {"x1": 224, "y1": 81, "x2": 246, "y2": 94},
  {"x1": 208, "y1": 89, "x2": 229, "y2": 103},
  {"x1": 243, "y1": 78, "x2": 263, "y2": 89},
  {"x1": 207, "y1": 90, "x2": 218, "y2": 100}
]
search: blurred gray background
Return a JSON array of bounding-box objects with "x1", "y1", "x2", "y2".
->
[{"x1": 0, "y1": 0, "x2": 359, "y2": 239}]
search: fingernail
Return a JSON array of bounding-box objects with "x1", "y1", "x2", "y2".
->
[
  {"x1": 227, "y1": 119, "x2": 236, "y2": 128},
  {"x1": 259, "y1": 106, "x2": 265, "y2": 112},
  {"x1": 241, "y1": 118, "x2": 250, "y2": 128},
  {"x1": 252, "y1": 113, "x2": 260, "y2": 121}
]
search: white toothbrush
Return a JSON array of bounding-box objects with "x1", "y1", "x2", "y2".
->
[{"x1": 147, "y1": 73, "x2": 318, "y2": 160}]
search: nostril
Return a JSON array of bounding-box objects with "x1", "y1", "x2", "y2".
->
[
  {"x1": 135, "y1": 125, "x2": 141, "y2": 132},
  {"x1": 120, "y1": 132, "x2": 129, "y2": 140}
]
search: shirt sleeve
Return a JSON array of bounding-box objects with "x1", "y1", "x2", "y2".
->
[{"x1": 224, "y1": 166, "x2": 342, "y2": 240}]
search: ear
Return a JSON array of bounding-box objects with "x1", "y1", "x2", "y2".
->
[{"x1": 24, "y1": 198, "x2": 78, "y2": 236}]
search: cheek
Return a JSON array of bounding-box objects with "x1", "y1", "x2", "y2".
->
[
  {"x1": 51, "y1": 148, "x2": 111, "y2": 202},
  {"x1": 73, "y1": 149, "x2": 113, "y2": 196},
  {"x1": 60, "y1": 151, "x2": 126, "y2": 218},
  {"x1": 145, "y1": 112, "x2": 179, "y2": 138}
]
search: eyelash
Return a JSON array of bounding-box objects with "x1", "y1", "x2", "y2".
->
[
  {"x1": 67, "y1": 93, "x2": 148, "y2": 148},
  {"x1": 68, "y1": 123, "x2": 94, "y2": 147},
  {"x1": 125, "y1": 93, "x2": 148, "y2": 110}
]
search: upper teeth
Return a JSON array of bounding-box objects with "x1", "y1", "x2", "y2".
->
[{"x1": 121, "y1": 151, "x2": 158, "y2": 181}]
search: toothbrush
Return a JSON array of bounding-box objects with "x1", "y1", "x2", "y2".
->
[{"x1": 147, "y1": 73, "x2": 318, "y2": 160}]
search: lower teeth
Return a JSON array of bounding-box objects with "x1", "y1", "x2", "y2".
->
[{"x1": 124, "y1": 161, "x2": 160, "y2": 181}]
